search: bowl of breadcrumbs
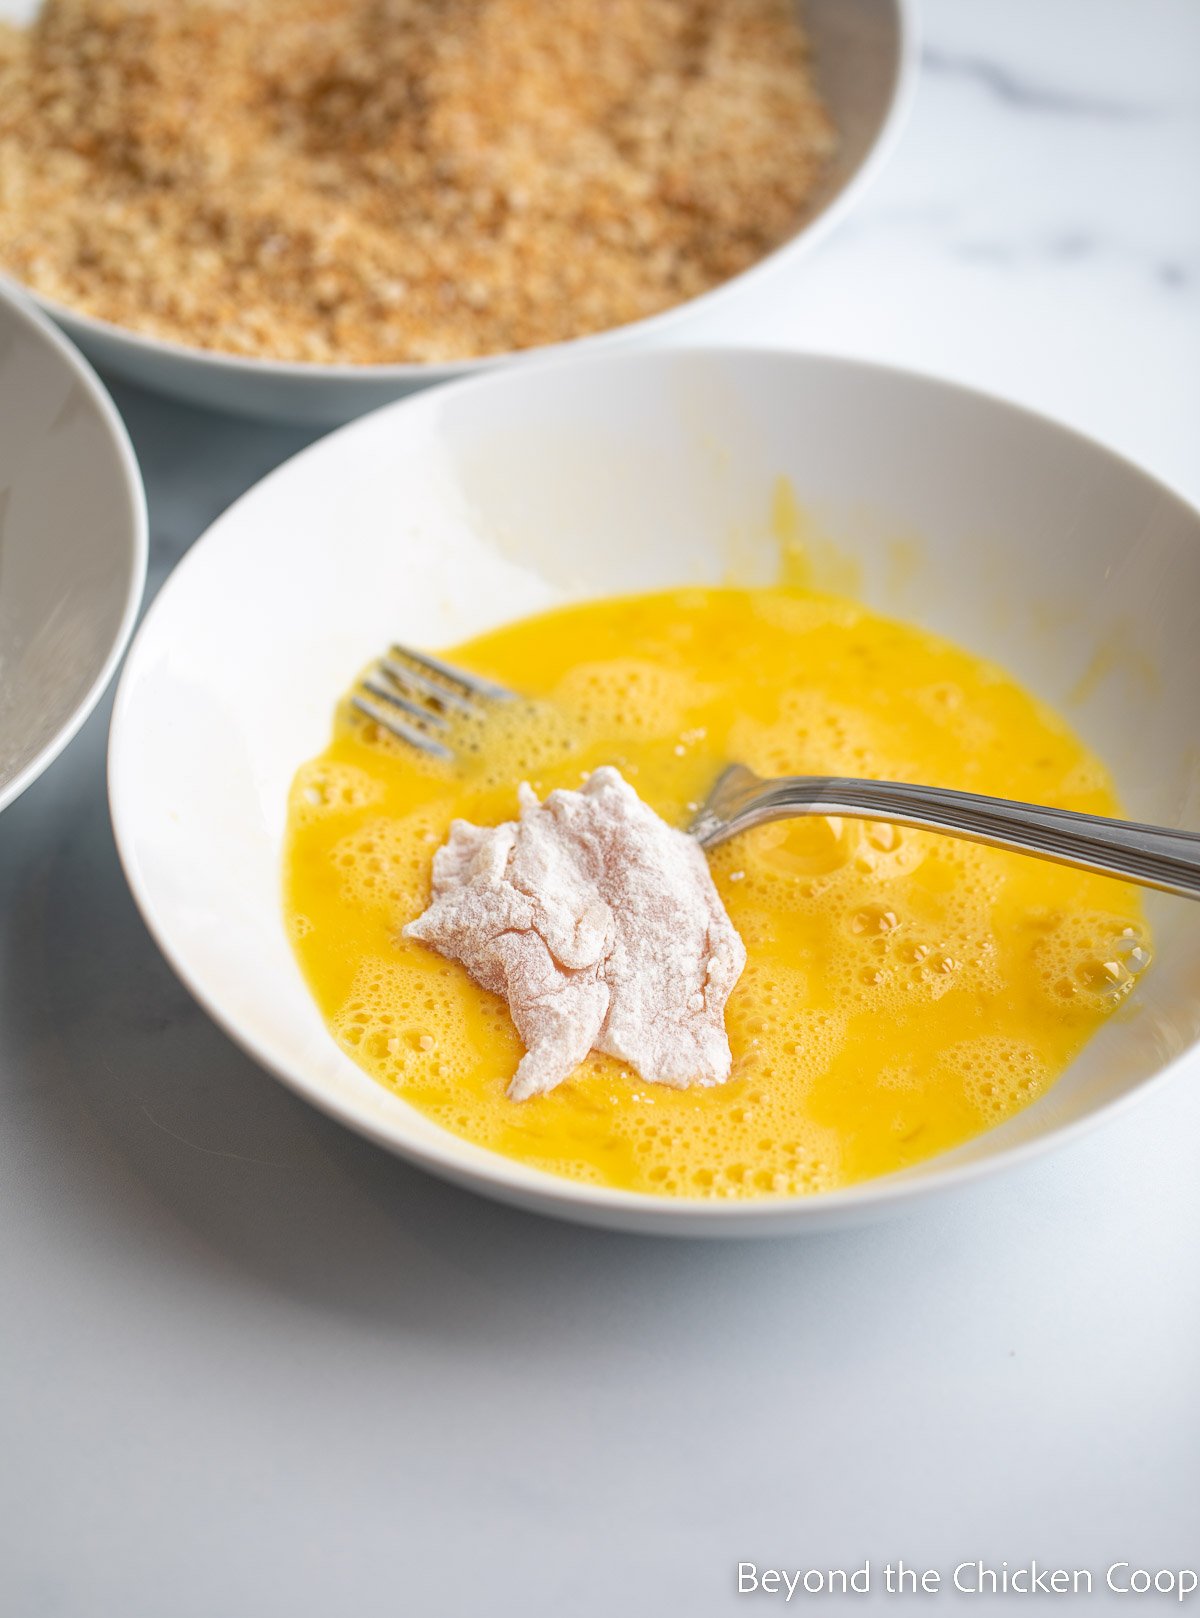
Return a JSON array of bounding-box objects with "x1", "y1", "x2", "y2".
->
[{"x1": 0, "y1": 0, "x2": 912, "y2": 422}]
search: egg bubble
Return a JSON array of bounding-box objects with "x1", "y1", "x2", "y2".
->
[
  {"x1": 747, "y1": 593, "x2": 861, "y2": 636},
  {"x1": 330, "y1": 805, "x2": 455, "y2": 914},
  {"x1": 850, "y1": 902, "x2": 900, "y2": 936},
  {"x1": 937, "y1": 1036, "x2": 1050, "y2": 1124},
  {"x1": 554, "y1": 660, "x2": 706, "y2": 741},
  {"x1": 471, "y1": 699, "x2": 583, "y2": 787},
  {"x1": 1031, "y1": 910, "x2": 1153, "y2": 1014},
  {"x1": 877, "y1": 1064, "x2": 917, "y2": 1092},
  {"x1": 290, "y1": 760, "x2": 383, "y2": 823},
  {"x1": 330, "y1": 951, "x2": 513, "y2": 1095}
]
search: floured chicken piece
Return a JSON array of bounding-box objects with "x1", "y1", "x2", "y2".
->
[{"x1": 405, "y1": 767, "x2": 746, "y2": 1100}]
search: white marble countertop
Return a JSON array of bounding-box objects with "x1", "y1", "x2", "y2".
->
[{"x1": 2, "y1": 2, "x2": 1198, "y2": 1612}]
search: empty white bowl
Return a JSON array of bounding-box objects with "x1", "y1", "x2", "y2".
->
[
  {"x1": 0, "y1": 279, "x2": 146, "y2": 815},
  {"x1": 108, "y1": 347, "x2": 1200, "y2": 1235},
  {"x1": 6, "y1": 0, "x2": 913, "y2": 425}
]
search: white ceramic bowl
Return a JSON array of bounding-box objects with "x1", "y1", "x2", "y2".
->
[
  {"x1": 0, "y1": 281, "x2": 146, "y2": 815},
  {"x1": 3, "y1": 0, "x2": 913, "y2": 425},
  {"x1": 108, "y1": 347, "x2": 1200, "y2": 1235}
]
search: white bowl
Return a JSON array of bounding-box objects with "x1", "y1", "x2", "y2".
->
[
  {"x1": 0, "y1": 280, "x2": 146, "y2": 815},
  {"x1": 108, "y1": 347, "x2": 1200, "y2": 1235},
  {"x1": 5, "y1": 0, "x2": 913, "y2": 425}
]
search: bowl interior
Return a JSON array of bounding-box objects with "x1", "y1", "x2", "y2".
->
[
  {"x1": 0, "y1": 282, "x2": 145, "y2": 812},
  {"x1": 109, "y1": 348, "x2": 1200, "y2": 1231}
]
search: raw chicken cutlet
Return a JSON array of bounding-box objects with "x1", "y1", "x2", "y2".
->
[{"x1": 405, "y1": 766, "x2": 747, "y2": 1099}]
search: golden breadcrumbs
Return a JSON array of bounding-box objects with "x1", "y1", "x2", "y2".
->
[{"x1": 0, "y1": 0, "x2": 835, "y2": 363}]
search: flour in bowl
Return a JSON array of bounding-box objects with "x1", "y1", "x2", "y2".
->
[{"x1": 405, "y1": 766, "x2": 746, "y2": 1100}]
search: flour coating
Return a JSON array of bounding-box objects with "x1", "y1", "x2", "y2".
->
[{"x1": 405, "y1": 766, "x2": 746, "y2": 1099}]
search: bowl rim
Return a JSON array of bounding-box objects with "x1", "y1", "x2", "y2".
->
[
  {"x1": 107, "y1": 344, "x2": 1200, "y2": 1234},
  {"x1": 0, "y1": 281, "x2": 148, "y2": 816},
  {"x1": 16, "y1": 0, "x2": 918, "y2": 386}
]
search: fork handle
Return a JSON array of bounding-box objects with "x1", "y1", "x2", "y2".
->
[{"x1": 699, "y1": 774, "x2": 1200, "y2": 900}]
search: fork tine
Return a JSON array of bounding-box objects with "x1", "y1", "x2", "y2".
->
[
  {"x1": 360, "y1": 673, "x2": 450, "y2": 729},
  {"x1": 352, "y1": 642, "x2": 516, "y2": 763},
  {"x1": 351, "y1": 695, "x2": 454, "y2": 760},
  {"x1": 389, "y1": 642, "x2": 517, "y2": 703},
  {"x1": 380, "y1": 656, "x2": 479, "y2": 716}
]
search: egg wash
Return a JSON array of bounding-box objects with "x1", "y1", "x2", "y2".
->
[{"x1": 284, "y1": 587, "x2": 1150, "y2": 1198}]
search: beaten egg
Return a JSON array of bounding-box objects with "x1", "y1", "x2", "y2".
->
[{"x1": 284, "y1": 587, "x2": 1150, "y2": 1198}]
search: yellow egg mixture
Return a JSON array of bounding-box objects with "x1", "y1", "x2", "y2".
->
[{"x1": 284, "y1": 586, "x2": 1150, "y2": 1198}]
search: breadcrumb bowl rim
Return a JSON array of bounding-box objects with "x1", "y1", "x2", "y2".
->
[{"x1": 7, "y1": 0, "x2": 917, "y2": 421}]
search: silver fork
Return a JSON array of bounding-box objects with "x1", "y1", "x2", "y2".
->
[
  {"x1": 351, "y1": 642, "x2": 516, "y2": 762},
  {"x1": 353, "y1": 643, "x2": 1200, "y2": 900},
  {"x1": 691, "y1": 765, "x2": 1200, "y2": 900}
]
